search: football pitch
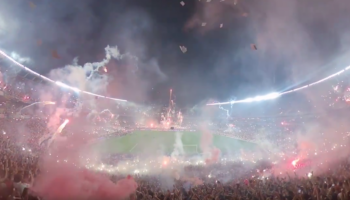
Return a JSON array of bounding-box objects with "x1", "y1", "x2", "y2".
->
[{"x1": 93, "y1": 130, "x2": 258, "y2": 155}]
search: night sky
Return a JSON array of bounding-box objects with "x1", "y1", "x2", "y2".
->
[{"x1": 1, "y1": 0, "x2": 350, "y2": 107}]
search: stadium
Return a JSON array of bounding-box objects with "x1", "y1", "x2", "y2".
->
[
  {"x1": 1, "y1": 1, "x2": 350, "y2": 199},
  {"x1": 0, "y1": 49, "x2": 350, "y2": 199},
  {"x1": 0, "y1": 48, "x2": 350, "y2": 199}
]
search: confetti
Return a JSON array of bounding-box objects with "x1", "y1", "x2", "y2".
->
[
  {"x1": 179, "y1": 46, "x2": 187, "y2": 53},
  {"x1": 220, "y1": 24, "x2": 223, "y2": 28},
  {"x1": 251, "y1": 44, "x2": 257, "y2": 50},
  {"x1": 180, "y1": 1, "x2": 185, "y2": 6},
  {"x1": 51, "y1": 50, "x2": 61, "y2": 59},
  {"x1": 201, "y1": 22, "x2": 207, "y2": 27}
]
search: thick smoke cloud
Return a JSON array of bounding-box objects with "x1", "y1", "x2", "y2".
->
[
  {"x1": 186, "y1": 0, "x2": 350, "y2": 99},
  {"x1": 0, "y1": 0, "x2": 167, "y2": 103},
  {"x1": 48, "y1": 46, "x2": 127, "y2": 94},
  {"x1": 171, "y1": 132, "x2": 185, "y2": 157},
  {"x1": 33, "y1": 134, "x2": 138, "y2": 200}
]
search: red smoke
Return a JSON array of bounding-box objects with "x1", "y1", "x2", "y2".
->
[
  {"x1": 205, "y1": 147, "x2": 221, "y2": 164},
  {"x1": 32, "y1": 163, "x2": 137, "y2": 200},
  {"x1": 200, "y1": 129, "x2": 221, "y2": 164},
  {"x1": 32, "y1": 134, "x2": 137, "y2": 200}
]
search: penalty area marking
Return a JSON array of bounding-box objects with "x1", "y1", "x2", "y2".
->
[{"x1": 129, "y1": 143, "x2": 139, "y2": 152}]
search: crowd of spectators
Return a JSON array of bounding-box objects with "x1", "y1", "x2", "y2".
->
[
  {"x1": 0, "y1": 68, "x2": 348, "y2": 199},
  {"x1": 1, "y1": 118, "x2": 350, "y2": 200},
  {"x1": 0, "y1": 119, "x2": 346, "y2": 200},
  {"x1": 0, "y1": 131, "x2": 39, "y2": 200},
  {"x1": 0, "y1": 104, "x2": 346, "y2": 199},
  {"x1": 133, "y1": 162, "x2": 350, "y2": 200}
]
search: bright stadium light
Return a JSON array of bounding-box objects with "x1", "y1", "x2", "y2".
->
[
  {"x1": 207, "y1": 66, "x2": 350, "y2": 106},
  {"x1": 0, "y1": 49, "x2": 127, "y2": 102},
  {"x1": 55, "y1": 81, "x2": 80, "y2": 93}
]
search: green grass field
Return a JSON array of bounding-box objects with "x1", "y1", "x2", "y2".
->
[{"x1": 93, "y1": 130, "x2": 257, "y2": 155}]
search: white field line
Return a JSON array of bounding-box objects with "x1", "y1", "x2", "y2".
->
[{"x1": 129, "y1": 143, "x2": 139, "y2": 152}]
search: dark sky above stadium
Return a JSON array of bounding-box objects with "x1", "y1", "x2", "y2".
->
[{"x1": 1, "y1": 0, "x2": 350, "y2": 107}]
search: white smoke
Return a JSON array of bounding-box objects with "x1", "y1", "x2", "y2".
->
[
  {"x1": 171, "y1": 132, "x2": 185, "y2": 158},
  {"x1": 49, "y1": 46, "x2": 131, "y2": 94},
  {"x1": 10, "y1": 52, "x2": 30, "y2": 64}
]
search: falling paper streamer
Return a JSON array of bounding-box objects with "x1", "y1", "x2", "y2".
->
[
  {"x1": 19, "y1": 101, "x2": 55, "y2": 114},
  {"x1": 180, "y1": 1, "x2": 185, "y2": 6},
  {"x1": 52, "y1": 50, "x2": 60, "y2": 59},
  {"x1": 251, "y1": 44, "x2": 257, "y2": 50},
  {"x1": 179, "y1": 46, "x2": 187, "y2": 53},
  {"x1": 220, "y1": 24, "x2": 223, "y2": 28}
]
